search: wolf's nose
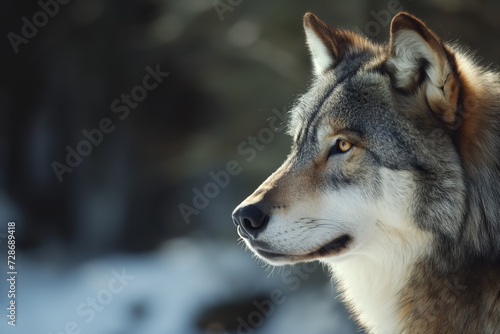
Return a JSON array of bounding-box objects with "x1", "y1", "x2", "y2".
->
[{"x1": 232, "y1": 204, "x2": 269, "y2": 239}]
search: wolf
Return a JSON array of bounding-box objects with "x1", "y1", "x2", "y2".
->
[{"x1": 232, "y1": 12, "x2": 500, "y2": 334}]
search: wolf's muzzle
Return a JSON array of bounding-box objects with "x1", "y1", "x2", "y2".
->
[{"x1": 232, "y1": 204, "x2": 269, "y2": 239}]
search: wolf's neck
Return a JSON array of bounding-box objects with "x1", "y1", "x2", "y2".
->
[
  {"x1": 324, "y1": 226, "x2": 432, "y2": 334},
  {"x1": 453, "y1": 51, "x2": 500, "y2": 257}
]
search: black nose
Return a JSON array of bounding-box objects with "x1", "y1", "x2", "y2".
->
[{"x1": 232, "y1": 204, "x2": 269, "y2": 239}]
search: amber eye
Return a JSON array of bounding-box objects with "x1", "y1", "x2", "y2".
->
[
  {"x1": 328, "y1": 139, "x2": 353, "y2": 157},
  {"x1": 338, "y1": 139, "x2": 352, "y2": 152}
]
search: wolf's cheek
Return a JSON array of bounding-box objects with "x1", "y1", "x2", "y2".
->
[{"x1": 323, "y1": 147, "x2": 379, "y2": 194}]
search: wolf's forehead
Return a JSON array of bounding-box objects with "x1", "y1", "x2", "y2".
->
[{"x1": 288, "y1": 72, "x2": 392, "y2": 141}]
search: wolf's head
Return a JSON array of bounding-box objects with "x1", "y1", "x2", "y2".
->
[{"x1": 232, "y1": 12, "x2": 488, "y2": 266}]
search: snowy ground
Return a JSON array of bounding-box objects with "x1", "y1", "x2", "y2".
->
[{"x1": 0, "y1": 238, "x2": 361, "y2": 334}]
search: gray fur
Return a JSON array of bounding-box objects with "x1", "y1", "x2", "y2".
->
[{"x1": 234, "y1": 12, "x2": 500, "y2": 333}]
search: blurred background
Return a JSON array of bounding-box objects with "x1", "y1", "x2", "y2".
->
[{"x1": 1, "y1": 0, "x2": 499, "y2": 333}]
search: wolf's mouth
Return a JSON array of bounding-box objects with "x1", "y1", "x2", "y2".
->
[
  {"x1": 254, "y1": 234, "x2": 352, "y2": 261},
  {"x1": 313, "y1": 234, "x2": 351, "y2": 256}
]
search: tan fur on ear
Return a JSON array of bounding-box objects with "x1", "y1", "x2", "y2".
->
[
  {"x1": 390, "y1": 13, "x2": 442, "y2": 56},
  {"x1": 388, "y1": 13, "x2": 498, "y2": 170},
  {"x1": 387, "y1": 12, "x2": 461, "y2": 128},
  {"x1": 303, "y1": 13, "x2": 376, "y2": 75},
  {"x1": 304, "y1": 13, "x2": 345, "y2": 62}
]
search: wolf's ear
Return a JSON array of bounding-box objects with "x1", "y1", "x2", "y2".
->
[
  {"x1": 387, "y1": 12, "x2": 460, "y2": 126},
  {"x1": 303, "y1": 13, "x2": 364, "y2": 76}
]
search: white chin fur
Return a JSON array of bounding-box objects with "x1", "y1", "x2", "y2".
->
[{"x1": 322, "y1": 168, "x2": 433, "y2": 334}]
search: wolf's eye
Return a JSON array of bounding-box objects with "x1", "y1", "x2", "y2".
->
[
  {"x1": 328, "y1": 139, "x2": 353, "y2": 157},
  {"x1": 338, "y1": 139, "x2": 352, "y2": 152}
]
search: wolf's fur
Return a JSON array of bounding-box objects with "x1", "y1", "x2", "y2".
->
[{"x1": 233, "y1": 12, "x2": 500, "y2": 333}]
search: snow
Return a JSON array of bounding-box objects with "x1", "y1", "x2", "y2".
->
[{"x1": 0, "y1": 238, "x2": 360, "y2": 334}]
